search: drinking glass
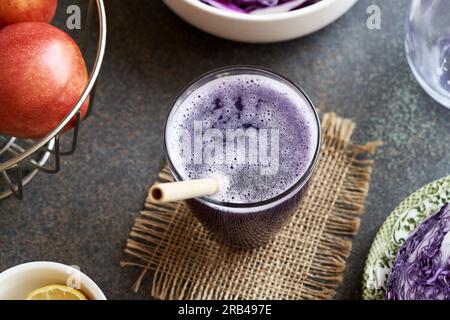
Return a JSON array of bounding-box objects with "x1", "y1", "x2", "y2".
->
[
  {"x1": 406, "y1": 0, "x2": 450, "y2": 108},
  {"x1": 164, "y1": 66, "x2": 321, "y2": 248}
]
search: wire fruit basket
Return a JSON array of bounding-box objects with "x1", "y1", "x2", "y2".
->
[{"x1": 0, "y1": 0, "x2": 107, "y2": 200}]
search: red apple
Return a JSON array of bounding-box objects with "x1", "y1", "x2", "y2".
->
[
  {"x1": 0, "y1": 22, "x2": 89, "y2": 139},
  {"x1": 0, "y1": 0, "x2": 57, "y2": 27}
]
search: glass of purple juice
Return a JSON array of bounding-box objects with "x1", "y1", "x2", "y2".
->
[{"x1": 165, "y1": 66, "x2": 321, "y2": 248}]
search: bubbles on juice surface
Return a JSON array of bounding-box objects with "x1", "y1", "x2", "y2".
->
[{"x1": 167, "y1": 74, "x2": 318, "y2": 204}]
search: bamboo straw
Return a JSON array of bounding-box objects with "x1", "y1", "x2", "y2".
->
[{"x1": 149, "y1": 177, "x2": 222, "y2": 203}]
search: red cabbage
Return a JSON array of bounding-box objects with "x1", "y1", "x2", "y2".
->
[
  {"x1": 386, "y1": 203, "x2": 450, "y2": 300},
  {"x1": 200, "y1": 0, "x2": 322, "y2": 14}
]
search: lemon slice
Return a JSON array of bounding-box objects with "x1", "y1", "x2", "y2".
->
[{"x1": 26, "y1": 285, "x2": 88, "y2": 300}]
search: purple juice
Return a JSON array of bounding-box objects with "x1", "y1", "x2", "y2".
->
[{"x1": 165, "y1": 67, "x2": 320, "y2": 248}]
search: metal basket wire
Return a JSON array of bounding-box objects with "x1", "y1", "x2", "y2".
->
[{"x1": 0, "y1": 0, "x2": 107, "y2": 200}]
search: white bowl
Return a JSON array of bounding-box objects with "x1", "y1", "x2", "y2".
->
[
  {"x1": 163, "y1": 0, "x2": 358, "y2": 43},
  {"x1": 0, "y1": 262, "x2": 106, "y2": 300}
]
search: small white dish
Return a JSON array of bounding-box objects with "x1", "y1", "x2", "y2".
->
[
  {"x1": 163, "y1": 0, "x2": 358, "y2": 43},
  {"x1": 0, "y1": 262, "x2": 106, "y2": 300}
]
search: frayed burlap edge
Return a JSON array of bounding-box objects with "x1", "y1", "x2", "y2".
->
[{"x1": 121, "y1": 112, "x2": 381, "y2": 300}]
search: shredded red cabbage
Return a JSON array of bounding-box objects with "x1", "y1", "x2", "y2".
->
[
  {"x1": 386, "y1": 203, "x2": 450, "y2": 300},
  {"x1": 200, "y1": 0, "x2": 322, "y2": 13}
]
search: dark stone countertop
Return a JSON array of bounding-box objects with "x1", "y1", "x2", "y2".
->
[{"x1": 1, "y1": 0, "x2": 450, "y2": 300}]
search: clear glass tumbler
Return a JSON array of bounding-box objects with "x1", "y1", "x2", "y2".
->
[
  {"x1": 164, "y1": 66, "x2": 321, "y2": 248},
  {"x1": 405, "y1": 0, "x2": 450, "y2": 108}
]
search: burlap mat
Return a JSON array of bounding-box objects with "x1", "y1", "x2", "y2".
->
[{"x1": 121, "y1": 113, "x2": 380, "y2": 300}]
